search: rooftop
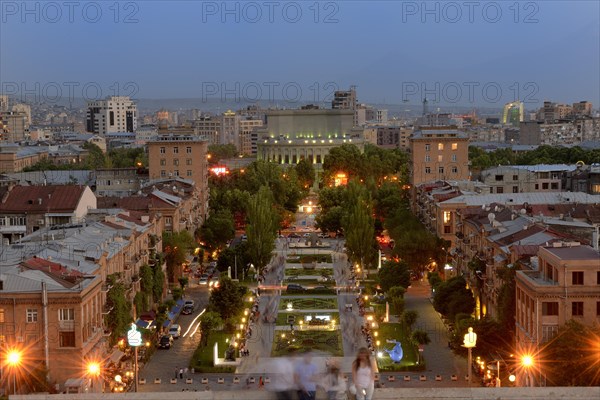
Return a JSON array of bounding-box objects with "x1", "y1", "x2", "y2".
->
[
  {"x1": 442, "y1": 192, "x2": 600, "y2": 207},
  {"x1": 542, "y1": 244, "x2": 600, "y2": 261},
  {"x1": 0, "y1": 185, "x2": 90, "y2": 213}
]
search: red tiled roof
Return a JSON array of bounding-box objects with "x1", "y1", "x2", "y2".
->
[
  {"x1": 496, "y1": 224, "x2": 546, "y2": 246},
  {"x1": 22, "y1": 257, "x2": 84, "y2": 278},
  {"x1": 117, "y1": 211, "x2": 150, "y2": 226},
  {"x1": 97, "y1": 196, "x2": 174, "y2": 211},
  {"x1": 0, "y1": 185, "x2": 86, "y2": 213}
]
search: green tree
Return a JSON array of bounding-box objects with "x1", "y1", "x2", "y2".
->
[
  {"x1": 82, "y1": 142, "x2": 106, "y2": 169},
  {"x1": 378, "y1": 261, "x2": 411, "y2": 293},
  {"x1": 199, "y1": 311, "x2": 223, "y2": 346},
  {"x1": 246, "y1": 186, "x2": 279, "y2": 270},
  {"x1": 544, "y1": 320, "x2": 600, "y2": 386},
  {"x1": 198, "y1": 209, "x2": 235, "y2": 251},
  {"x1": 178, "y1": 277, "x2": 189, "y2": 290},
  {"x1": 163, "y1": 231, "x2": 195, "y2": 283},
  {"x1": 208, "y1": 144, "x2": 238, "y2": 163},
  {"x1": 401, "y1": 310, "x2": 419, "y2": 330},
  {"x1": 322, "y1": 144, "x2": 365, "y2": 184},
  {"x1": 105, "y1": 275, "x2": 132, "y2": 345},
  {"x1": 315, "y1": 205, "x2": 345, "y2": 234},
  {"x1": 294, "y1": 158, "x2": 315, "y2": 189},
  {"x1": 343, "y1": 183, "x2": 375, "y2": 269},
  {"x1": 411, "y1": 329, "x2": 431, "y2": 346},
  {"x1": 208, "y1": 277, "x2": 247, "y2": 320},
  {"x1": 427, "y1": 271, "x2": 443, "y2": 291},
  {"x1": 139, "y1": 264, "x2": 155, "y2": 306},
  {"x1": 172, "y1": 287, "x2": 183, "y2": 301},
  {"x1": 152, "y1": 259, "x2": 165, "y2": 303},
  {"x1": 433, "y1": 276, "x2": 475, "y2": 320}
]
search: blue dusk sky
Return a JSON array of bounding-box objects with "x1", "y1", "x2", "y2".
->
[{"x1": 1, "y1": 0, "x2": 599, "y2": 107}]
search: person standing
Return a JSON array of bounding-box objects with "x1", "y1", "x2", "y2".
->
[
  {"x1": 294, "y1": 352, "x2": 318, "y2": 400},
  {"x1": 351, "y1": 348, "x2": 375, "y2": 400},
  {"x1": 320, "y1": 360, "x2": 347, "y2": 400}
]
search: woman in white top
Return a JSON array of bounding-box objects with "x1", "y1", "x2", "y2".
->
[{"x1": 352, "y1": 347, "x2": 375, "y2": 400}]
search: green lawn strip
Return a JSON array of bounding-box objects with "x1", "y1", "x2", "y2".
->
[
  {"x1": 276, "y1": 311, "x2": 340, "y2": 326},
  {"x1": 375, "y1": 323, "x2": 424, "y2": 372},
  {"x1": 281, "y1": 288, "x2": 337, "y2": 296},
  {"x1": 285, "y1": 268, "x2": 333, "y2": 277},
  {"x1": 189, "y1": 331, "x2": 236, "y2": 373},
  {"x1": 271, "y1": 329, "x2": 343, "y2": 357},
  {"x1": 278, "y1": 297, "x2": 338, "y2": 310},
  {"x1": 283, "y1": 279, "x2": 336, "y2": 287},
  {"x1": 285, "y1": 254, "x2": 333, "y2": 264}
]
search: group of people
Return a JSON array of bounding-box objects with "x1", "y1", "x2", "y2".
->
[
  {"x1": 360, "y1": 324, "x2": 376, "y2": 354},
  {"x1": 268, "y1": 349, "x2": 375, "y2": 400}
]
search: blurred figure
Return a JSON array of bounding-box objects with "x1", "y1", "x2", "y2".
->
[
  {"x1": 320, "y1": 359, "x2": 347, "y2": 400},
  {"x1": 295, "y1": 352, "x2": 318, "y2": 400},
  {"x1": 351, "y1": 348, "x2": 374, "y2": 400},
  {"x1": 268, "y1": 357, "x2": 296, "y2": 400}
]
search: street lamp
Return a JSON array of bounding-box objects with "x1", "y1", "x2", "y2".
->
[
  {"x1": 87, "y1": 362, "x2": 101, "y2": 393},
  {"x1": 6, "y1": 349, "x2": 22, "y2": 395},
  {"x1": 521, "y1": 355, "x2": 534, "y2": 387},
  {"x1": 462, "y1": 327, "x2": 477, "y2": 384}
]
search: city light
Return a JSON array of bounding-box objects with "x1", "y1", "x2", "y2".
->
[
  {"x1": 87, "y1": 362, "x2": 100, "y2": 376},
  {"x1": 521, "y1": 355, "x2": 533, "y2": 368},
  {"x1": 7, "y1": 350, "x2": 22, "y2": 366}
]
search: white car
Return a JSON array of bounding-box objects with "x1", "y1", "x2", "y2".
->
[{"x1": 168, "y1": 324, "x2": 181, "y2": 339}]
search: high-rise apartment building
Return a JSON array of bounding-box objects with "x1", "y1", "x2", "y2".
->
[
  {"x1": 409, "y1": 127, "x2": 470, "y2": 186},
  {"x1": 86, "y1": 96, "x2": 137, "y2": 135},
  {"x1": 502, "y1": 101, "x2": 524, "y2": 126},
  {"x1": 0, "y1": 95, "x2": 8, "y2": 112},
  {"x1": 332, "y1": 87, "x2": 359, "y2": 126}
]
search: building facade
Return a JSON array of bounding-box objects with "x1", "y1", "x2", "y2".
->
[
  {"x1": 409, "y1": 127, "x2": 470, "y2": 187},
  {"x1": 86, "y1": 96, "x2": 137, "y2": 135}
]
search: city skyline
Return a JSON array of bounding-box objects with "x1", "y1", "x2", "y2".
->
[{"x1": 1, "y1": 1, "x2": 599, "y2": 106}]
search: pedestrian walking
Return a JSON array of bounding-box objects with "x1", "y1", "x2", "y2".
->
[
  {"x1": 175, "y1": 366, "x2": 179, "y2": 379},
  {"x1": 351, "y1": 348, "x2": 375, "y2": 400},
  {"x1": 179, "y1": 368, "x2": 184, "y2": 379}
]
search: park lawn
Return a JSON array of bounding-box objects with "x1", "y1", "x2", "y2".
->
[
  {"x1": 271, "y1": 329, "x2": 343, "y2": 357},
  {"x1": 276, "y1": 311, "x2": 340, "y2": 326},
  {"x1": 279, "y1": 297, "x2": 338, "y2": 310},
  {"x1": 285, "y1": 268, "x2": 333, "y2": 277},
  {"x1": 283, "y1": 279, "x2": 336, "y2": 287},
  {"x1": 285, "y1": 254, "x2": 333, "y2": 264},
  {"x1": 189, "y1": 331, "x2": 236, "y2": 373},
  {"x1": 375, "y1": 323, "x2": 424, "y2": 372}
]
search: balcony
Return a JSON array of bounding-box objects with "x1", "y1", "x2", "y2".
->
[
  {"x1": 124, "y1": 263, "x2": 132, "y2": 271},
  {"x1": 102, "y1": 304, "x2": 114, "y2": 315},
  {"x1": 101, "y1": 283, "x2": 113, "y2": 292}
]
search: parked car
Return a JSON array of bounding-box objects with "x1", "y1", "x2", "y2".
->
[
  {"x1": 286, "y1": 283, "x2": 307, "y2": 292},
  {"x1": 317, "y1": 275, "x2": 330, "y2": 282},
  {"x1": 184, "y1": 300, "x2": 195, "y2": 308},
  {"x1": 182, "y1": 304, "x2": 193, "y2": 315},
  {"x1": 209, "y1": 278, "x2": 220, "y2": 289},
  {"x1": 168, "y1": 324, "x2": 181, "y2": 338},
  {"x1": 199, "y1": 274, "x2": 209, "y2": 285},
  {"x1": 209, "y1": 261, "x2": 217, "y2": 268},
  {"x1": 158, "y1": 335, "x2": 173, "y2": 349}
]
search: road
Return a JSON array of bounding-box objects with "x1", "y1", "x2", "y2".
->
[{"x1": 138, "y1": 282, "x2": 210, "y2": 391}]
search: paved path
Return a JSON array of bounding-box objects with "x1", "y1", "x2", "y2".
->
[{"x1": 404, "y1": 280, "x2": 467, "y2": 379}]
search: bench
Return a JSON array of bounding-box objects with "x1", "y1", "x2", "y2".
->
[
  {"x1": 170, "y1": 378, "x2": 177, "y2": 384},
  {"x1": 264, "y1": 377, "x2": 270, "y2": 384},
  {"x1": 217, "y1": 377, "x2": 225, "y2": 384},
  {"x1": 186, "y1": 378, "x2": 193, "y2": 384},
  {"x1": 420, "y1": 375, "x2": 427, "y2": 381},
  {"x1": 201, "y1": 378, "x2": 208, "y2": 384},
  {"x1": 374, "y1": 374, "x2": 380, "y2": 382},
  {"x1": 249, "y1": 377, "x2": 256, "y2": 384},
  {"x1": 403, "y1": 375, "x2": 411, "y2": 381},
  {"x1": 451, "y1": 375, "x2": 458, "y2": 381},
  {"x1": 435, "y1": 375, "x2": 442, "y2": 381},
  {"x1": 233, "y1": 377, "x2": 240, "y2": 384},
  {"x1": 153, "y1": 378, "x2": 161, "y2": 384},
  {"x1": 138, "y1": 378, "x2": 146, "y2": 385},
  {"x1": 387, "y1": 375, "x2": 395, "y2": 382}
]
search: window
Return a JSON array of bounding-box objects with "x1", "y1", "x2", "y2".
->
[
  {"x1": 535, "y1": 184, "x2": 539, "y2": 190},
  {"x1": 160, "y1": 159, "x2": 166, "y2": 166},
  {"x1": 495, "y1": 175, "x2": 504, "y2": 181},
  {"x1": 551, "y1": 182, "x2": 559, "y2": 190},
  {"x1": 451, "y1": 154, "x2": 457, "y2": 162},
  {"x1": 425, "y1": 155, "x2": 431, "y2": 162},
  {"x1": 186, "y1": 146, "x2": 192, "y2": 154},
  {"x1": 542, "y1": 182, "x2": 549, "y2": 190},
  {"x1": 451, "y1": 143, "x2": 458, "y2": 150},
  {"x1": 496, "y1": 187, "x2": 504, "y2": 194},
  {"x1": 438, "y1": 143, "x2": 444, "y2": 151},
  {"x1": 186, "y1": 159, "x2": 192, "y2": 165},
  {"x1": 572, "y1": 301, "x2": 584, "y2": 316},
  {"x1": 438, "y1": 166, "x2": 444, "y2": 174},
  {"x1": 174, "y1": 170, "x2": 179, "y2": 176},
  {"x1": 186, "y1": 170, "x2": 192, "y2": 177},
  {"x1": 59, "y1": 331, "x2": 75, "y2": 347},
  {"x1": 542, "y1": 302, "x2": 558, "y2": 316},
  {"x1": 443, "y1": 211, "x2": 451, "y2": 224},
  {"x1": 0, "y1": 308, "x2": 4, "y2": 323},
  {"x1": 173, "y1": 147, "x2": 179, "y2": 154},
  {"x1": 513, "y1": 175, "x2": 518, "y2": 181},
  {"x1": 437, "y1": 155, "x2": 443, "y2": 162},
  {"x1": 26, "y1": 309, "x2": 38, "y2": 323},
  {"x1": 513, "y1": 186, "x2": 519, "y2": 193},
  {"x1": 160, "y1": 170, "x2": 166, "y2": 177},
  {"x1": 572, "y1": 271, "x2": 584, "y2": 285},
  {"x1": 597, "y1": 301, "x2": 600, "y2": 316},
  {"x1": 425, "y1": 144, "x2": 430, "y2": 151},
  {"x1": 592, "y1": 184, "x2": 600, "y2": 194},
  {"x1": 59, "y1": 308, "x2": 74, "y2": 321},
  {"x1": 597, "y1": 271, "x2": 600, "y2": 284},
  {"x1": 173, "y1": 159, "x2": 179, "y2": 166},
  {"x1": 160, "y1": 147, "x2": 165, "y2": 154},
  {"x1": 444, "y1": 225, "x2": 452, "y2": 234},
  {"x1": 451, "y1": 166, "x2": 458, "y2": 174},
  {"x1": 425, "y1": 167, "x2": 431, "y2": 174},
  {"x1": 165, "y1": 217, "x2": 172, "y2": 225}
]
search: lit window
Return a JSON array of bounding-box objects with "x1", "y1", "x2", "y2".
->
[
  {"x1": 438, "y1": 143, "x2": 444, "y2": 151},
  {"x1": 438, "y1": 155, "x2": 443, "y2": 162},
  {"x1": 443, "y1": 211, "x2": 451, "y2": 224},
  {"x1": 452, "y1": 143, "x2": 458, "y2": 150}
]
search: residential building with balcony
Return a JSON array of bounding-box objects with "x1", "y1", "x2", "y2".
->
[
  {"x1": 479, "y1": 165, "x2": 576, "y2": 194},
  {"x1": 515, "y1": 243, "x2": 600, "y2": 345},
  {"x1": 0, "y1": 184, "x2": 96, "y2": 244}
]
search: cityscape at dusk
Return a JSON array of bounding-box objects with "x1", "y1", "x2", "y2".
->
[{"x1": 1, "y1": 1, "x2": 599, "y2": 399}]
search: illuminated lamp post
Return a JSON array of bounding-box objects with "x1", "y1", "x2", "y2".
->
[
  {"x1": 6, "y1": 349, "x2": 22, "y2": 395},
  {"x1": 462, "y1": 327, "x2": 477, "y2": 384}
]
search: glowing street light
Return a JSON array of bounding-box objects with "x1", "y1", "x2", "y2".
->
[
  {"x1": 521, "y1": 355, "x2": 534, "y2": 387},
  {"x1": 87, "y1": 362, "x2": 100, "y2": 376},
  {"x1": 462, "y1": 327, "x2": 477, "y2": 385},
  {"x1": 6, "y1": 349, "x2": 22, "y2": 395}
]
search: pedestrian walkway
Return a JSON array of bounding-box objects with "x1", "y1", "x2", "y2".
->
[{"x1": 404, "y1": 280, "x2": 467, "y2": 378}]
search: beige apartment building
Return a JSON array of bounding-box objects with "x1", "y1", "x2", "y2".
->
[
  {"x1": 515, "y1": 243, "x2": 600, "y2": 346},
  {"x1": 409, "y1": 127, "x2": 470, "y2": 187}
]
